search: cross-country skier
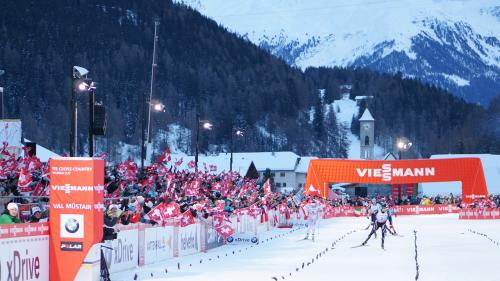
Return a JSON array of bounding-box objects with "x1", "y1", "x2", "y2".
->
[
  {"x1": 361, "y1": 204, "x2": 395, "y2": 249},
  {"x1": 386, "y1": 202, "x2": 397, "y2": 235},
  {"x1": 304, "y1": 199, "x2": 322, "y2": 242},
  {"x1": 365, "y1": 198, "x2": 381, "y2": 238}
]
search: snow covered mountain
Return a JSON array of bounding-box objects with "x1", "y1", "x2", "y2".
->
[{"x1": 176, "y1": 0, "x2": 500, "y2": 105}]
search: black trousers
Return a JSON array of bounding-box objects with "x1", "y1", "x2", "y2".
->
[{"x1": 363, "y1": 222, "x2": 388, "y2": 247}]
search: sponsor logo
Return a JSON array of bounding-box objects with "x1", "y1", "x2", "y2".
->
[
  {"x1": 60, "y1": 214, "x2": 84, "y2": 238},
  {"x1": 464, "y1": 194, "x2": 486, "y2": 199},
  {"x1": 226, "y1": 236, "x2": 259, "y2": 244},
  {"x1": 104, "y1": 237, "x2": 135, "y2": 270},
  {"x1": 64, "y1": 218, "x2": 80, "y2": 234},
  {"x1": 52, "y1": 203, "x2": 94, "y2": 210},
  {"x1": 60, "y1": 241, "x2": 83, "y2": 252},
  {"x1": 356, "y1": 164, "x2": 435, "y2": 182},
  {"x1": 180, "y1": 234, "x2": 197, "y2": 251},
  {"x1": 146, "y1": 239, "x2": 166, "y2": 251},
  {"x1": 114, "y1": 238, "x2": 134, "y2": 265},
  {"x1": 51, "y1": 184, "x2": 104, "y2": 194},
  {"x1": 1, "y1": 250, "x2": 41, "y2": 280}
]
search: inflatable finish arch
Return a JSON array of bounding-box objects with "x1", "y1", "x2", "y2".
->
[{"x1": 304, "y1": 158, "x2": 488, "y2": 204}]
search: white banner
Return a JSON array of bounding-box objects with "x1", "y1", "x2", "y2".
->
[
  {"x1": 105, "y1": 228, "x2": 138, "y2": 273},
  {"x1": 0, "y1": 235, "x2": 49, "y2": 281},
  {"x1": 226, "y1": 233, "x2": 259, "y2": 245},
  {"x1": 143, "y1": 226, "x2": 174, "y2": 265},
  {"x1": 177, "y1": 224, "x2": 200, "y2": 256}
]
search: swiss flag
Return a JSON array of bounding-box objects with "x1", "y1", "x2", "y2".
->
[
  {"x1": 307, "y1": 184, "x2": 321, "y2": 196},
  {"x1": 174, "y1": 157, "x2": 183, "y2": 167},
  {"x1": 212, "y1": 182, "x2": 223, "y2": 191},
  {"x1": 157, "y1": 148, "x2": 171, "y2": 163},
  {"x1": 18, "y1": 168, "x2": 32, "y2": 191},
  {"x1": 147, "y1": 203, "x2": 167, "y2": 223},
  {"x1": 162, "y1": 202, "x2": 180, "y2": 219},
  {"x1": 215, "y1": 224, "x2": 234, "y2": 239},
  {"x1": 263, "y1": 179, "x2": 272, "y2": 194},
  {"x1": 157, "y1": 165, "x2": 169, "y2": 177},
  {"x1": 185, "y1": 179, "x2": 202, "y2": 197},
  {"x1": 212, "y1": 214, "x2": 226, "y2": 227},
  {"x1": 179, "y1": 211, "x2": 195, "y2": 227}
]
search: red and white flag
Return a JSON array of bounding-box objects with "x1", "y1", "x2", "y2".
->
[
  {"x1": 212, "y1": 181, "x2": 223, "y2": 191},
  {"x1": 147, "y1": 203, "x2": 167, "y2": 223},
  {"x1": 215, "y1": 224, "x2": 234, "y2": 239},
  {"x1": 157, "y1": 147, "x2": 171, "y2": 163},
  {"x1": 179, "y1": 211, "x2": 195, "y2": 227},
  {"x1": 185, "y1": 179, "x2": 202, "y2": 197},
  {"x1": 162, "y1": 202, "x2": 180, "y2": 219},
  {"x1": 307, "y1": 184, "x2": 321, "y2": 196},
  {"x1": 187, "y1": 160, "x2": 196, "y2": 169},
  {"x1": 174, "y1": 157, "x2": 183, "y2": 167},
  {"x1": 263, "y1": 179, "x2": 272, "y2": 194},
  {"x1": 18, "y1": 168, "x2": 32, "y2": 191}
]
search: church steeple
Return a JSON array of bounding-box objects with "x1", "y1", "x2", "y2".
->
[{"x1": 359, "y1": 108, "x2": 375, "y2": 159}]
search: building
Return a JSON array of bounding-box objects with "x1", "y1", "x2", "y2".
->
[
  {"x1": 359, "y1": 108, "x2": 375, "y2": 160},
  {"x1": 234, "y1": 152, "x2": 317, "y2": 193}
]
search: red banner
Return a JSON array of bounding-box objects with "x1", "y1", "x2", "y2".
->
[
  {"x1": 322, "y1": 204, "x2": 460, "y2": 218},
  {"x1": 459, "y1": 208, "x2": 500, "y2": 220},
  {"x1": 0, "y1": 222, "x2": 49, "y2": 239},
  {"x1": 49, "y1": 158, "x2": 104, "y2": 281},
  {"x1": 393, "y1": 204, "x2": 460, "y2": 215}
]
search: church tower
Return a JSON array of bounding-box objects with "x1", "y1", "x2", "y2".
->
[{"x1": 359, "y1": 108, "x2": 375, "y2": 159}]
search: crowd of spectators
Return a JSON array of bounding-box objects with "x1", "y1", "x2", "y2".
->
[{"x1": 325, "y1": 191, "x2": 499, "y2": 209}]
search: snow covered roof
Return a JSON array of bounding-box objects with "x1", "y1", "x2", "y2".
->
[
  {"x1": 359, "y1": 108, "x2": 374, "y2": 121},
  {"x1": 383, "y1": 152, "x2": 397, "y2": 160},
  {"x1": 295, "y1": 156, "x2": 318, "y2": 173},
  {"x1": 420, "y1": 154, "x2": 500, "y2": 196},
  {"x1": 354, "y1": 96, "x2": 374, "y2": 100},
  {"x1": 232, "y1": 152, "x2": 300, "y2": 171}
]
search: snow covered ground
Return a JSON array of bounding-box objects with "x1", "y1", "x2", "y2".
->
[{"x1": 111, "y1": 214, "x2": 500, "y2": 281}]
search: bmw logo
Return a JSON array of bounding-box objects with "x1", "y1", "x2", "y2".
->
[
  {"x1": 251, "y1": 237, "x2": 258, "y2": 243},
  {"x1": 226, "y1": 236, "x2": 234, "y2": 243},
  {"x1": 65, "y1": 218, "x2": 80, "y2": 234}
]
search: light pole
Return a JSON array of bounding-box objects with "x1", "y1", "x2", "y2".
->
[
  {"x1": 0, "y1": 69, "x2": 4, "y2": 119},
  {"x1": 88, "y1": 85, "x2": 95, "y2": 157},
  {"x1": 141, "y1": 101, "x2": 165, "y2": 169},
  {"x1": 146, "y1": 18, "x2": 160, "y2": 149},
  {"x1": 397, "y1": 137, "x2": 413, "y2": 160},
  {"x1": 396, "y1": 137, "x2": 412, "y2": 200},
  {"x1": 230, "y1": 127, "x2": 244, "y2": 172},
  {"x1": 71, "y1": 66, "x2": 90, "y2": 157},
  {"x1": 195, "y1": 113, "x2": 212, "y2": 173}
]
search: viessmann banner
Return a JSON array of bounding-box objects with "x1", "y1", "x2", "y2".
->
[
  {"x1": 49, "y1": 158, "x2": 104, "y2": 281},
  {"x1": 304, "y1": 158, "x2": 488, "y2": 203}
]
